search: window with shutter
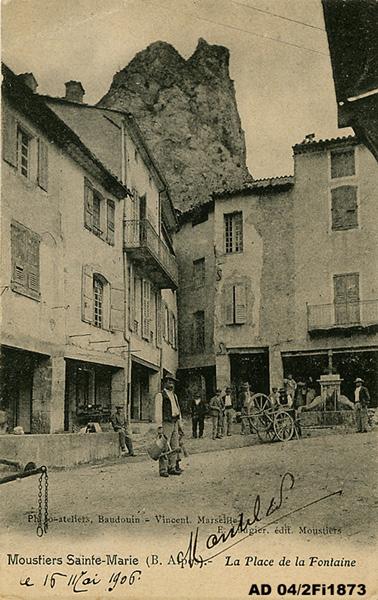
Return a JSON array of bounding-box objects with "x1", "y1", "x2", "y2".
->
[
  {"x1": 84, "y1": 179, "x2": 93, "y2": 230},
  {"x1": 93, "y1": 277, "x2": 104, "y2": 328},
  {"x1": 156, "y1": 292, "x2": 162, "y2": 347},
  {"x1": 334, "y1": 273, "x2": 360, "y2": 325},
  {"x1": 92, "y1": 191, "x2": 102, "y2": 235},
  {"x1": 331, "y1": 186, "x2": 358, "y2": 230},
  {"x1": 141, "y1": 279, "x2": 151, "y2": 340},
  {"x1": 37, "y1": 139, "x2": 48, "y2": 191},
  {"x1": 107, "y1": 200, "x2": 115, "y2": 245},
  {"x1": 224, "y1": 285, "x2": 234, "y2": 325},
  {"x1": 81, "y1": 264, "x2": 94, "y2": 323},
  {"x1": 127, "y1": 265, "x2": 134, "y2": 332},
  {"x1": 17, "y1": 127, "x2": 31, "y2": 179},
  {"x1": 234, "y1": 283, "x2": 247, "y2": 324},
  {"x1": 224, "y1": 282, "x2": 248, "y2": 325},
  {"x1": 163, "y1": 303, "x2": 169, "y2": 341},
  {"x1": 2, "y1": 106, "x2": 17, "y2": 167},
  {"x1": 331, "y1": 149, "x2": 355, "y2": 179},
  {"x1": 110, "y1": 284, "x2": 124, "y2": 332},
  {"x1": 10, "y1": 222, "x2": 40, "y2": 300}
]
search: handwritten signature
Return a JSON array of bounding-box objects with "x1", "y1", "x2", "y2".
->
[{"x1": 176, "y1": 472, "x2": 342, "y2": 568}]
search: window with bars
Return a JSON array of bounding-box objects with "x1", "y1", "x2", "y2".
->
[
  {"x1": 193, "y1": 257, "x2": 205, "y2": 287},
  {"x1": 10, "y1": 221, "x2": 41, "y2": 301},
  {"x1": 192, "y1": 311, "x2": 205, "y2": 353},
  {"x1": 330, "y1": 148, "x2": 355, "y2": 179},
  {"x1": 331, "y1": 186, "x2": 358, "y2": 230},
  {"x1": 93, "y1": 276, "x2": 104, "y2": 328},
  {"x1": 224, "y1": 212, "x2": 243, "y2": 254}
]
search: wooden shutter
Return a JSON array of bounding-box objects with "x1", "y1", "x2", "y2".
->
[
  {"x1": 127, "y1": 265, "x2": 134, "y2": 332},
  {"x1": 37, "y1": 139, "x2": 48, "y2": 191},
  {"x1": 234, "y1": 283, "x2": 247, "y2": 324},
  {"x1": 156, "y1": 292, "x2": 162, "y2": 347},
  {"x1": 107, "y1": 200, "x2": 115, "y2": 245},
  {"x1": 334, "y1": 274, "x2": 360, "y2": 325},
  {"x1": 81, "y1": 265, "x2": 94, "y2": 323},
  {"x1": 2, "y1": 106, "x2": 17, "y2": 167},
  {"x1": 11, "y1": 222, "x2": 27, "y2": 288},
  {"x1": 110, "y1": 283, "x2": 124, "y2": 332},
  {"x1": 331, "y1": 186, "x2": 357, "y2": 229},
  {"x1": 142, "y1": 279, "x2": 151, "y2": 339},
  {"x1": 26, "y1": 233, "x2": 40, "y2": 293},
  {"x1": 224, "y1": 284, "x2": 234, "y2": 324},
  {"x1": 84, "y1": 180, "x2": 93, "y2": 230}
]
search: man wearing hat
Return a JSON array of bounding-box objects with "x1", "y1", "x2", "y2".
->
[
  {"x1": 154, "y1": 376, "x2": 183, "y2": 477},
  {"x1": 354, "y1": 378, "x2": 370, "y2": 433},
  {"x1": 222, "y1": 387, "x2": 235, "y2": 436},
  {"x1": 111, "y1": 405, "x2": 135, "y2": 456},
  {"x1": 237, "y1": 382, "x2": 255, "y2": 435}
]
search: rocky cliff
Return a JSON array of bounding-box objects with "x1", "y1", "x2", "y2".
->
[{"x1": 98, "y1": 39, "x2": 252, "y2": 211}]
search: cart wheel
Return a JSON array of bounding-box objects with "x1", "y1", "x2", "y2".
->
[
  {"x1": 273, "y1": 411, "x2": 295, "y2": 441},
  {"x1": 252, "y1": 393, "x2": 271, "y2": 411},
  {"x1": 257, "y1": 424, "x2": 276, "y2": 443}
]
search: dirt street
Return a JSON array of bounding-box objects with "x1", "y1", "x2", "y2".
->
[{"x1": 1, "y1": 430, "x2": 377, "y2": 545}]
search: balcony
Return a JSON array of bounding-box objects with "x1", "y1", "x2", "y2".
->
[
  {"x1": 307, "y1": 300, "x2": 378, "y2": 336},
  {"x1": 123, "y1": 220, "x2": 178, "y2": 290}
]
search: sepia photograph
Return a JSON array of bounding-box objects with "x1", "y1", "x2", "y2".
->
[{"x1": 1, "y1": 0, "x2": 377, "y2": 598}]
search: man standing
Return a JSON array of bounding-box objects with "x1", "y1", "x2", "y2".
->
[
  {"x1": 238, "y1": 382, "x2": 254, "y2": 435},
  {"x1": 154, "y1": 376, "x2": 183, "y2": 477},
  {"x1": 223, "y1": 387, "x2": 234, "y2": 436},
  {"x1": 191, "y1": 393, "x2": 207, "y2": 438},
  {"x1": 354, "y1": 377, "x2": 370, "y2": 433},
  {"x1": 111, "y1": 405, "x2": 135, "y2": 456},
  {"x1": 209, "y1": 389, "x2": 224, "y2": 439}
]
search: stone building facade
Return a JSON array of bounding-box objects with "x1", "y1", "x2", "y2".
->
[
  {"x1": 1, "y1": 64, "x2": 179, "y2": 445},
  {"x1": 176, "y1": 136, "x2": 378, "y2": 405}
]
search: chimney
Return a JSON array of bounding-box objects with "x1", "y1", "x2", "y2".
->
[
  {"x1": 18, "y1": 73, "x2": 38, "y2": 93},
  {"x1": 64, "y1": 80, "x2": 85, "y2": 103}
]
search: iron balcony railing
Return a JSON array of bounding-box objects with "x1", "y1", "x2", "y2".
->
[
  {"x1": 123, "y1": 219, "x2": 178, "y2": 289},
  {"x1": 307, "y1": 299, "x2": 378, "y2": 331}
]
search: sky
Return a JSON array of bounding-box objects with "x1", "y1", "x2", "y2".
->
[{"x1": 1, "y1": 0, "x2": 352, "y2": 178}]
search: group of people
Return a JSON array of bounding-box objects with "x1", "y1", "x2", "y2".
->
[{"x1": 110, "y1": 373, "x2": 372, "y2": 480}]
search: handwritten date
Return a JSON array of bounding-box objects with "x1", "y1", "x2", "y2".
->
[{"x1": 20, "y1": 569, "x2": 142, "y2": 593}]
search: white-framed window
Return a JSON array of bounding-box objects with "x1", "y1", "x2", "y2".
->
[
  {"x1": 224, "y1": 212, "x2": 243, "y2": 254},
  {"x1": 93, "y1": 276, "x2": 104, "y2": 328},
  {"x1": 17, "y1": 127, "x2": 31, "y2": 179}
]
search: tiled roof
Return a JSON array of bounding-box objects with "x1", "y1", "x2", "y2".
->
[
  {"x1": 213, "y1": 175, "x2": 294, "y2": 198},
  {"x1": 293, "y1": 134, "x2": 358, "y2": 154}
]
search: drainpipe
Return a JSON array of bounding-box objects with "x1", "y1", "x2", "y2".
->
[{"x1": 121, "y1": 120, "x2": 132, "y2": 421}]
